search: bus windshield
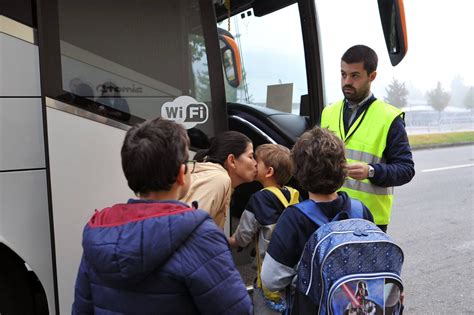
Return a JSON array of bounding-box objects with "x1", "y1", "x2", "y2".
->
[{"x1": 219, "y1": 3, "x2": 307, "y2": 115}]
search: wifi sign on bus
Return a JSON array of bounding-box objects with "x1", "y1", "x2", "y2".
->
[{"x1": 161, "y1": 96, "x2": 208, "y2": 129}]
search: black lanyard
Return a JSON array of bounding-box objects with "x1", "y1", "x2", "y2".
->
[{"x1": 338, "y1": 100, "x2": 372, "y2": 143}]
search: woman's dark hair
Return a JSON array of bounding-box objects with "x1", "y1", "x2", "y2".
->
[
  {"x1": 121, "y1": 118, "x2": 189, "y2": 195},
  {"x1": 194, "y1": 131, "x2": 252, "y2": 166},
  {"x1": 291, "y1": 127, "x2": 346, "y2": 194}
]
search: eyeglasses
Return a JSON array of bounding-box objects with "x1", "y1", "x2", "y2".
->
[{"x1": 185, "y1": 160, "x2": 197, "y2": 174}]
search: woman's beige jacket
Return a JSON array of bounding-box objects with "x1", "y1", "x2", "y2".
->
[{"x1": 181, "y1": 162, "x2": 232, "y2": 229}]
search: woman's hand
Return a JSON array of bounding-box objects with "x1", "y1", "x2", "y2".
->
[{"x1": 227, "y1": 236, "x2": 238, "y2": 248}]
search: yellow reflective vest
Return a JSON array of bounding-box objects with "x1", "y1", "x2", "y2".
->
[{"x1": 321, "y1": 99, "x2": 402, "y2": 225}]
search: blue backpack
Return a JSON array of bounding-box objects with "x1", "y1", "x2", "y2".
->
[{"x1": 292, "y1": 199, "x2": 404, "y2": 315}]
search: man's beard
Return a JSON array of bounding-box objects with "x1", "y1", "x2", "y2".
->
[{"x1": 343, "y1": 85, "x2": 369, "y2": 104}]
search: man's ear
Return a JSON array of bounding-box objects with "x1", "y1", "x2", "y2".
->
[
  {"x1": 176, "y1": 164, "x2": 186, "y2": 186},
  {"x1": 369, "y1": 71, "x2": 377, "y2": 82}
]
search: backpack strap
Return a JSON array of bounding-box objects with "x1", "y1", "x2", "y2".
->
[
  {"x1": 348, "y1": 198, "x2": 364, "y2": 219},
  {"x1": 292, "y1": 199, "x2": 328, "y2": 226},
  {"x1": 262, "y1": 186, "x2": 300, "y2": 209},
  {"x1": 256, "y1": 186, "x2": 300, "y2": 306},
  {"x1": 293, "y1": 198, "x2": 365, "y2": 226},
  {"x1": 285, "y1": 186, "x2": 300, "y2": 206}
]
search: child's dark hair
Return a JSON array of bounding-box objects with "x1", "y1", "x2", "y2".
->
[
  {"x1": 291, "y1": 127, "x2": 346, "y2": 194},
  {"x1": 121, "y1": 118, "x2": 189, "y2": 195},
  {"x1": 194, "y1": 131, "x2": 252, "y2": 166},
  {"x1": 255, "y1": 144, "x2": 292, "y2": 185},
  {"x1": 342, "y1": 45, "x2": 378, "y2": 74}
]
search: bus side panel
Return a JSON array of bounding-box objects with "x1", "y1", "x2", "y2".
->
[
  {"x1": 46, "y1": 107, "x2": 132, "y2": 314},
  {"x1": 0, "y1": 33, "x2": 55, "y2": 313},
  {"x1": 0, "y1": 98, "x2": 45, "y2": 169},
  {"x1": 0, "y1": 33, "x2": 44, "y2": 170},
  {"x1": 0, "y1": 32, "x2": 41, "y2": 96},
  {"x1": 0, "y1": 171, "x2": 53, "y2": 312}
]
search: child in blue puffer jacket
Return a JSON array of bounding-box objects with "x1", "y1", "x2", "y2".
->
[{"x1": 72, "y1": 118, "x2": 252, "y2": 314}]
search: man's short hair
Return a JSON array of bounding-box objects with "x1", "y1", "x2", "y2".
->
[
  {"x1": 342, "y1": 45, "x2": 378, "y2": 74},
  {"x1": 291, "y1": 127, "x2": 346, "y2": 194},
  {"x1": 121, "y1": 118, "x2": 189, "y2": 195},
  {"x1": 256, "y1": 144, "x2": 293, "y2": 185}
]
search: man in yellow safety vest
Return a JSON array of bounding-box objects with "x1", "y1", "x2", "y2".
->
[{"x1": 321, "y1": 45, "x2": 415, "y2": 232}]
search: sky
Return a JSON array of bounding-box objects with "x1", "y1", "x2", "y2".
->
[
  {"x1": 396, "y1": 0, "x2": 474, "y2": 90},
  {"x1": 317, "y1": 0, "x2": 474, "y2": 104},
  {"x1": 230, "y1": 0, "x2": 474, "y2": 106}
]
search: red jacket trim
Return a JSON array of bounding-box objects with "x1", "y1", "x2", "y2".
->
[{"x1": 88, "y1": 202, "x2": 194, "y2": 228}]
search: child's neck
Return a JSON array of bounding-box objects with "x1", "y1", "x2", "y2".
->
[
  {"x1": 261, "y1": 178, "x2": 280, "y2": 188},
  {"x1": 308, "y1": 191, "x2": 338, "y2": 202},
  {"x1": 139, "y1": 190, "x2": 179, "y2": 201}
]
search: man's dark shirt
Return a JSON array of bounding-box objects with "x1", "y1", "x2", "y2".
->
[{"x1": 342, "y1": 96, "x2": 415, "y2": 187}]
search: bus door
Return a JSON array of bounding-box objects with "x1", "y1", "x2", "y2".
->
[{"x1": 36, "y1": 0, "x2": 224, "y2": 312}]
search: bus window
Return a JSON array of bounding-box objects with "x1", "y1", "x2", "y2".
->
[
  {"x1": 316, "y1": 0, "x2": 407, "y2": 106},
  {"x1": 54, "y1": 0, "x2": 215, "y2": 144},
  {"x1": 218, "y1": 4, "x2": 308, "y2": 115}
]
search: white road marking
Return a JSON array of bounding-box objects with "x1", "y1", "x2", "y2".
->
[
  {"x1": 454, "y1": 240, "x2": 474, "y2": 251},
  {"x1": 421, "y1": 163, "x2": 474, "y2": 173}
]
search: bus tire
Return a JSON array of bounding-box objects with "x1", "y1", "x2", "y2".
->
[{"x1": 0, "y1": 255, "x2": 38, "y2": 314}]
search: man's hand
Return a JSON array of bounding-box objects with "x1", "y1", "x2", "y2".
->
[{"x1": 346, "y1": 163, "x2": 369, "y2": 180}]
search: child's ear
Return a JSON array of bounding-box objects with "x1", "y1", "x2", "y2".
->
[
  {"x1": 266, "y1": 166, "x2": 275, "y2": 179},
  {"x1": 176, "y1": 164, "x2": 187, "y2": 186}
]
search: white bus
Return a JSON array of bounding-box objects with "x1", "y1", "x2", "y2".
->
[{"x1": 0, "y1": 0, "x2": 406, "y2": 313}]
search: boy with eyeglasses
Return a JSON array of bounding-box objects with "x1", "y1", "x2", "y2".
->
[{"x1": 72, "y1": 118, "x2": 252, "y2": 314}]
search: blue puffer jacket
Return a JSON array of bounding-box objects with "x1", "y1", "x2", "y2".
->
[{"x1": 72, "y1": 199, "x2": 252, "y2": 314}]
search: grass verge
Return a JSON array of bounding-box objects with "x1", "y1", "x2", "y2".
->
[{"x1": 408, "y1": 131, "x2": 474, "y2": 149}]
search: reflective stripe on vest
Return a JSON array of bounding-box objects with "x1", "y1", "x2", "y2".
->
[
  {"x1": 321, "y1": 99, "x2": 402, "y2": 224},
  {"x1": 345, "y1": 148, "x2": 382, "y2": 165},
  {"x1": 344, "y1": 178, "x2": 394, "y2": 195}
]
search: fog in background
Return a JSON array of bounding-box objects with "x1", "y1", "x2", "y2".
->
[
  {"x1": 319, "y1": 0, "x2": 474, "y2": 104},
  {"x1": 227, "y1": 0, "x2": 474, "y2": 134}
]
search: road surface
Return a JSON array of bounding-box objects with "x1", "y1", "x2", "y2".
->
[{"x1": 390, "y1": 145, "x2": 473, "y2": 314}]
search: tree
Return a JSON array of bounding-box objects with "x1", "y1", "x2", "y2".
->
[
  {"x1": 189, "y1": 34, "x2": 206, "y2": 62},
  {"x1": 195, "y1": 70, "x2": 211, "y2": 102},
  {"x1": 450, "y1": 75, "x2": 468, "y2": 107},
  {"x1": 189, "y1": 34, "x2": 212, "y2": 102},
  {"x1": 405, "y1": 81, "x2": 424, "y2": 101},
  {"x1": 384, "y1": 77, "x2": 408, "y2": 108},
  {"x1": 426, "y1": 81, "x2": 451, "y2": 123},
  {"x1": 464, "y1": 86, "x2": 474, "y2": 111}
]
